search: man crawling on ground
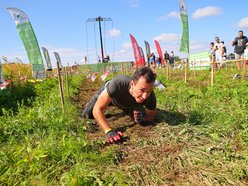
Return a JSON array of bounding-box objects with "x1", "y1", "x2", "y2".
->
[{"x1": 82, "y1": 66, "x2": 158, "y2": 143}]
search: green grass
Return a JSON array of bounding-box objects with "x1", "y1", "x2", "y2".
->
[
  {"x1": 0, "y1": 76, "x2": 127, "y2": 185},
  {"x1": 0, "y1": 67, "x2": 247, "y2": 185},
  {"x1": 152, "y1": 68, "x2": 248, "y2": 185}
]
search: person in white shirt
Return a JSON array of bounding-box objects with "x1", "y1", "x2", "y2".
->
[{"x1": 214, "y1": 37, "x2": 224, "y2": 69}]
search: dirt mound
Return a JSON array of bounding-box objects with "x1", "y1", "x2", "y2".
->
[{"x1": 77, "y1": 77, "x2": 191, "y2": 185}]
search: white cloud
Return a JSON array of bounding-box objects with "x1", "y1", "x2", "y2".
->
[
  {"x1": 119, "y1": 49, "x2": 127, "y2": 54},
  {"x1": 51, "y1": 47, "x2": 82, "y2": 59},
  {"x1": 109, "y1": 28, "x2": 122, "y2": 37},
  {"x1": 189, "y1": 42, "x2": 207, "y2": 51},
  {"x1": 168, "y1": 11, "x2": 180, "y2": 19},
  {"x1": 192, "y1": 6, "x2": 222, "y2": 19},
  {"x1": 113, "y1": 49, "x2": 132, "y2": 61},
  {"x1": 154, "y1": 33, "x2": 181, "y2": 43},
  {"x1": 127, "y1": 0, "x2": 140, "y2": 8},
  {"x1": 38, "y1": 46, "x2": 84, "y2": 66},
  {"x1": 122, "y1": 42, "x2": 132, "y2": 49},
  {"x1": 237, "y1": 17, "x2": 248, "y2": 29},
  {"x1": 159, "y1": 11, "x2": 180, "y2": 20}
]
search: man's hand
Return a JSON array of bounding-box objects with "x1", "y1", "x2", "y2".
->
[
  {"x1": 105, "y1": 130, "x2": 123, "y2": 143},
  {"x1": 133, "y1": 110, "x2": 143, "y2": 124}
]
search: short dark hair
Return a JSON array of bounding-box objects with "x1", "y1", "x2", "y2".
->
[
  {"x1": 239, "y1": 30, "x2": 243, "y2": 33},
  {"x1": 132, "y1": 66, "x2": 156, "y2": 83}
]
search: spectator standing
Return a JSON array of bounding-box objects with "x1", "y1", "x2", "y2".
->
[
  {"x1": 232, "y1": 30, "x2": 248, "y2": 70},
  {"x1": 244, "y1": 43, "x2": 248, "y2": 68},
  {"x1": 164, "y1": 51, "x2": 170, "y2": 65},
  {"x1": 103, "y1": 55, "x2": 110, "y2": 63},
  {"x1": 149, "y1": 53, "x2": 156, "y2": 68},
  {"x1": 155, "y1": 57, "x2": 161, "y2": 68},
  {"x1": 210, "y1": 42, "x2": 217, "y2": 70},
  {"x1": 210, "y1": 42, "x2": 216, "y2": 60},
  {"x1": 221, "y1": 41, "x2": 227, "y2": 59},
  {"x1": 220, "y1": 41, "x2": 227, "y2": 67},
  {"x1": 98, "y1": 56, "x2": 101, "y2": 63},
  {"x1": 170, "y1": 51, "x2": 175, "y2": 68},
  {"x1": 214, "y1": 37, "x2": 224, "y2": 69}
]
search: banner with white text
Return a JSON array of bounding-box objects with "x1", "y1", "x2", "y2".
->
[
  {"x1": 179, "y1": 0, "x2": 189, "y2": 54},
  {"x1": 7, "y1": 7, "x2": 44, "y2": 69}
]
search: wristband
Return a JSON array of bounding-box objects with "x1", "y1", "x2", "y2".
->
[{"x1": 104, "y1": 129, "x2": 112, "y2": 134}]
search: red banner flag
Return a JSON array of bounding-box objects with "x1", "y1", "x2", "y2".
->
[
  {"x1": 139, "y1": 46, "x2": 146, "y2": 65},
  {"x1": 154, "y1": 40, "x2": 164, "y2": 65},
  {"x1": 129, "y1": 34, "x2": 143, "y2": 67}
]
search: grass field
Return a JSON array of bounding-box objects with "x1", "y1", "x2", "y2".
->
[{"x1": 0, "y1": 64, "x2": 247, "y2": 185}]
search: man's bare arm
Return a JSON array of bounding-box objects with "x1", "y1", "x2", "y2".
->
[{"x1": 92, "y1": 89, "x2": 112, "y2": 133}]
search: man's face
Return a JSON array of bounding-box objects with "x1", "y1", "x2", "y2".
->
[
  {"x1": 130, "y1": 76, "x2": 154, "y2": 103},
  {"x1": 238, "y1": 32, "x2": 243, "y2": 38}
]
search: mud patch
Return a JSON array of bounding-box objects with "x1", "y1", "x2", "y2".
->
[{"x1": 77, "y1": 77, "x2": 191, "y2": 185}]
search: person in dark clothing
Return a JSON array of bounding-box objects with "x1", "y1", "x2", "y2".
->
[
  {"x1": 164, "y1": 51, "x2": 170, "y2": 64},
  {"x1": 169, "y1": 51, "x2": 175, "y2": 68},
  {"x1": 103, "y1": 55, "x2": 110, "y2": 63},
  {"x1": 82, "y1": 66, "x2": 158, "y2": 143},
  {"x1": 232, "y1": 30, "x2": 248, "y2": 69}
]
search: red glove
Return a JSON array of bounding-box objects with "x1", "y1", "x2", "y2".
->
[
  {"x1": 133, "y1": 110, "x2": 143, "y2": 124},
  {"x1": 105, "y1": 130, "x2": 123, "y2": 143}
]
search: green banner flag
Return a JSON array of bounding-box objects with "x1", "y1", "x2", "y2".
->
[
  {"x1": 179, "y1": 0, "x2": 189, "y2": 54},
  {"x1": 7, "y1": 7, "x2": 44, "y2": 69}
]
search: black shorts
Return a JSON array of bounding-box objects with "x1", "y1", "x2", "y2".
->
[{"x1": 82, "y1": 80, "x2": 110, "y2": 119}]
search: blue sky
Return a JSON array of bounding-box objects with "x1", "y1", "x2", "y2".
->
[{"x1": 1, "y1": 0, "x2": 248, "y2": 66}]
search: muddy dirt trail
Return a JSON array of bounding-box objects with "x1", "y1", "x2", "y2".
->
[{"x1": 76, "y1": 77, "x2": 196, "y2": 185}]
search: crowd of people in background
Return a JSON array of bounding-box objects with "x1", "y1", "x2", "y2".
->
[
  {"x1": 145, "y1": 30, "x2": 248, "y2": 71},
  {"x1": 91, "y1": 30, "x2": 248, "y2": 72},
  {"x1": 211, "y1": 30, "x2": 248, "y2": 70},
  {"x1": 210, "y1": 36, "x2": 227, "y2": 70},
  {"x1": 148, "y1": 51, "x2": 175, "y2": 69}
]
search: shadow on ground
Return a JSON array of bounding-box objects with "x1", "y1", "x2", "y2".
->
[
  {"x1": 157, "y1": 108, "x2": 209, "y2": 126},
  {"x1": 157, "y1": 108, "x2": 187, "y2": 126}
]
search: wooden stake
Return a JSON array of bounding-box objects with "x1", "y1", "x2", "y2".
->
[
  {"x1": 65, "y1": 66, "x2": 69, "y2": 96},
  {"x1": 57, "y1": 61, "x2": 64, "y2": 111},
  {"x1": 112, "y1": 64, "x2": 116, "y2": 76},
  {"x1": 167, "y1": 63, "x2": 169, "y2": 80},
  {"x1": 121, "y1": 64, "x2": 124, "y2": 74},
  {"x1": 242, "y1": 58, "x2": 246, "y2": 79},
  {"x1": 211, "y1": 54, "x2": 215, "y2": 86},
  {"x1": 193, "y1": 61, "x2": 196, "y2": 78},
  {"x1": 184, "y1": 60, "x2": 187, "y2": 83}
]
